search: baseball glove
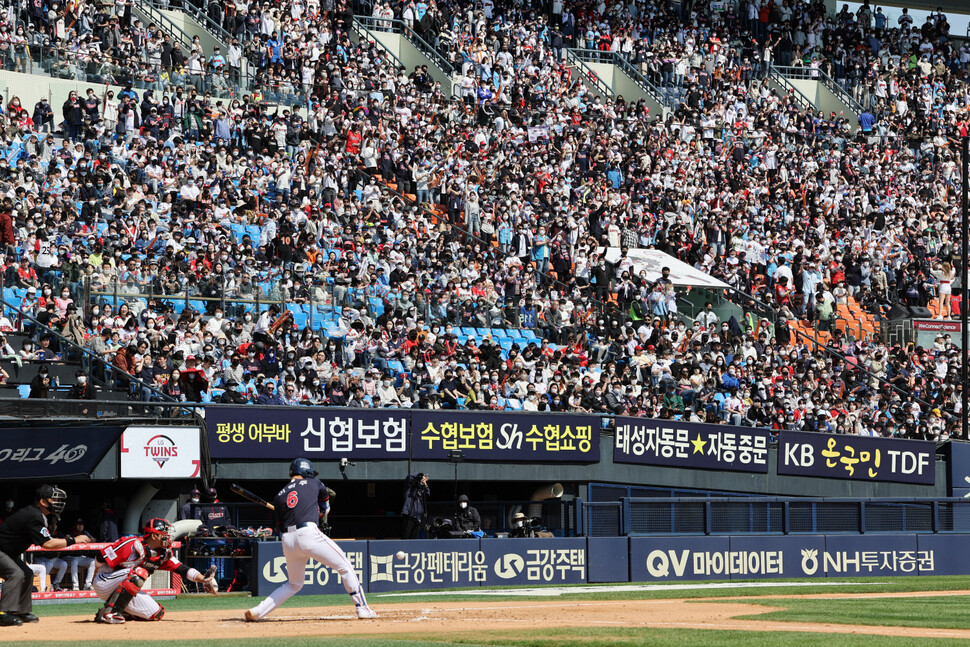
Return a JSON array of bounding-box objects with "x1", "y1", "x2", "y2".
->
[
  {"x1": 202, "y1": 565, "x2": 218, "y2": 594},
  {"x1": 318, "y1": 521, "x2": 331, "y2": 536}
]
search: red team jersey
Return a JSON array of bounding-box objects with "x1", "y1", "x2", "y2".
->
[{"x1": 100, "y1": 536, "x2": 183, "y2": 573}]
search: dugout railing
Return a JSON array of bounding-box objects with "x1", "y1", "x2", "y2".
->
[{"x1": 580, "y1": 497, "x2": 970, "y2": 537}]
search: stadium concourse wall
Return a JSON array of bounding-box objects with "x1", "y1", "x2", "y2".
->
[
  {"x1": 0, "y1": 67, "x2": 244, "y2": 131},
  {"x1": 252, "y1": 534, "x2": 970, "y2": 594}
]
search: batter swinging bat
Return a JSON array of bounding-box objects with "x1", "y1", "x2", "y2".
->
[{"x1": 231, "y1": 484, "x2": 275, "y2": 510}]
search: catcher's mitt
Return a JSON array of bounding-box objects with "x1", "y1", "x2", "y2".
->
[{"x1": 202, "y1": 565, "x2": 219, "y2": 594}]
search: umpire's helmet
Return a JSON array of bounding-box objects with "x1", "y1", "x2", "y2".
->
[
  {"x1": 289, "y1": 457, "x2": 318, "y2": 479},
  {"x1": 143, "y1": 518, "x2": 173, "y2": 536},
  {"x1": 35, "y1": 484, "x2": 67, "y2": 513}
]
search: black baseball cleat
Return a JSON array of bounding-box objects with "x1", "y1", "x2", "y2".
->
[
  {"x1": 0, "y1": 612, "x2": 23, "y2": 627},
  {"x1": 13, "y1": 613, "x2": 38, "y2": 623}
]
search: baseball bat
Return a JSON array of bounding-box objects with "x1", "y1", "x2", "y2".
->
[{"x1": 231, "y1": 483, "x2": 275, "y2": 511}]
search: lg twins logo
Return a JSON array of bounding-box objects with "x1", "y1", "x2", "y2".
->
[{"x1": 144, "y1": 434, "x2": 179, "y2": 468}]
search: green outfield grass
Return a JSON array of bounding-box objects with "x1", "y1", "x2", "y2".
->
[
  {"x1": 15, "y1": 629, "x2": 970, "y2": 647},
  {"x1": 735, "y1": 594, "x2": 970, "y2": 629},
  {"x1": 32, "y1": 574, "x2": 970, "y2": 617},
  {"x1": 18, "y1": 576, "x2": 970, "y2": 646}
]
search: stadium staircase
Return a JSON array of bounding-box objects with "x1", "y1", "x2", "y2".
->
[
  {"x1": 564, "y1": 49, "x2": 668, "y2": 118},
  {"x1": 353, "y1": 16, "x2": 457, "y2": 96},
  {"x1": 768, "y1": 65, "x2": 863, "y2": 122},
  {"x1": 0, "y1": 290, "x2": 173, "y2": 405}
]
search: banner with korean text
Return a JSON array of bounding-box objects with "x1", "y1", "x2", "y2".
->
[
  {"x1": 410, "y1": 411, "x2": 599, "y2": 462},
  {"x1": 207, "y1": 407, "x2": 408, "y2": 460},
  {"x1": 777, "y1": 430, "x2": 936, "y2": 485},
  {"x1": 0, "y1": 426, "x2": 122, "y2": 479},
  {"x1": 613, "y1": 417, "x2": 770, "y2": 473}
]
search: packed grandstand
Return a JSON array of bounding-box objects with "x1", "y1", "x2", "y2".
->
[{"x1": 0, "y1": 0, "x2": 962, "y2": 441}]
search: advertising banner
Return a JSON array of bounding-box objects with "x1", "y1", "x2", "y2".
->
[
  {"x1": 120, "y1": 426, "x2": 200, "y2": 479},
  {"x1": 0, "y1": 426, "x2": 122, "y2": 479},
  {"x1": 477, "y1": 538, "x2": 586, "y2": 586},
  {"x1": 367, "y1": 539, "x2": 484, "y2": 592},
  {"x1": 411, "y1": 411, "x2": 599, "y2": 462},
  {"x1": 207, "y1": 408, "x2": 408, "y2": 460},
  {"x1": 818, "y1": 535, "x2": 921, "y2": 577},
  {"x1": 630, "y1": 537, "x2": 731, "y2": 581},
  {"x1": 777, "y1": 431, "x2": 935, "y2": 485},
  {"x1": 252, "y1": 540, "x2": 367, "y2": 596},
  {"x1": 614, "y1": 417, "x2": 769, "y2": 473}
]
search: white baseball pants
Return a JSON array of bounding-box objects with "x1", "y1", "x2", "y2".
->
[
  {"x1": 64, "y1": 555, "x2": 96, "y2": 589},
  {"x1": 249, "y1": 525, "x2": 367, "y2": 619},
  {"x1": 92, "y1": 566, "x2": 162, "y2": 619},
  {"x1": 33, "y1": 557, "x2": 67, "y2": 588},
  {"x1": 28, "y1": 563, "x2": 46, "y2": 592}
]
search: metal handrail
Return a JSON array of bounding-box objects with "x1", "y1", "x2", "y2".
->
[
  {"x1": 354, "y1": 16, "x2": 454, "y2": 75},
  {"x1": 132, "y1": 1, "x2": 195, "y2": 51},
  {"x1": 771, "y1": 65, "x2": 864, "y2": 115},
  {"x1": 767, "y1": 64, "x2": 815, "y2": 110},
  {"x1": 0, "y1": 295, "x2": 176, "y2": 404},
  {"x1": 400, "y1": 21, "x2": 454, "y2": 75},
  {"x1": 147, "y1": 0, "x2": 234, "y2": 45},
  {"x1": 350, "y1": 18, "x2": 408, "y2": 71},
  {"x1": 564, "y1": 49, "x2": 615, "y2": 100},
  {"x1": 567, "y1": 48, "x2": 669, "y2": 108},
  {"x1": 611, "y1": 52, "x2": 669, "y2": 108},
  {"x1": 719, "y1": 285, "x2": 939, "y2": 415}
]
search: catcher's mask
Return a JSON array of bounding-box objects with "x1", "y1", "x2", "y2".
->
[{"x1": 143, "y1": 517, "x2": 173, "y2": 548}]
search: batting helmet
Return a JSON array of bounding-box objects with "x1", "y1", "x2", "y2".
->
[
  {"x1": 143, "y1": 518, "x2": 173, "y2": 536},
  {"x1": 289, "y1": 457, "x2": 318, "y2": 478}
]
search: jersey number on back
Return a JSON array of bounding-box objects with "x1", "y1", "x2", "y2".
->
[{"x1": 286, "y1": 491, "x2": 298, "y2": 508}]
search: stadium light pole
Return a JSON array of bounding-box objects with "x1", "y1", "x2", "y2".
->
[{"x1": 963, "y1": 135, "x2": 969, "y2": 441}]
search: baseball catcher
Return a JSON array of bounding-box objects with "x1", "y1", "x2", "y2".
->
[{"x1": 92, "y1": 518, "x2": 217, "y2": 624}]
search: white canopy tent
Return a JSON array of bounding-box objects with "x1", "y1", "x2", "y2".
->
[{"x1": 598, "y1": 248, "x2": 730, "y2": 290}]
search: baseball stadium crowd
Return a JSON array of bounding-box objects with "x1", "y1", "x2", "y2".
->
[{"x1": 0, "y1": 0, "x2": 961, "y2": 441}]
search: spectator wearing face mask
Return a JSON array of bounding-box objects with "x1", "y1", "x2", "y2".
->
[
  {"x1": 179, "y1": 488, "x2": 201, "y2": 521},
  {"x1": 454, "y1": 495, "x2": 481, "y2": 533}
]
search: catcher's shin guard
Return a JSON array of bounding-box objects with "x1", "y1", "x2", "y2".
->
[{"x1": 99, "y1": 566, "x2": 149, "y2": 616}]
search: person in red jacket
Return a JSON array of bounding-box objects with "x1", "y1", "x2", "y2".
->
[
  {"x1": 92, "y1": 518, "x2": 216, "y2": 624},
  {"x1": 0, "y1": 208, "x2": 14, "y2": 256}
]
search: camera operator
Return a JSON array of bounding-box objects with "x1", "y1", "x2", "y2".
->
[
  {"x1": 454, "y1": 494, "x2": 481, "y2": 534},
  {"x1": 400, "y1": 473, "x2": 429, "y2": 539},
  {"x1": 509, "y1": 512, "x2": 535, "y2": 538}
]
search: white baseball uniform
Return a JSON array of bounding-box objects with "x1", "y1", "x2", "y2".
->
[
  {"x1": 64, "y1": 555, "x2": 96, "y2": 589},
  {"x1": 27, "y1": 562, "x2": 46, "y2": 592},
  {"x1": 92, "y1": 566, "x2": 163, "y2": 619},
  {"x1": 249, "y1": 525, "x2": 364, "y2": 618},
  {"x1": 249, "y1": 477, "x2": 371, "y2": 619},
  {"x1": 33, "y1": 556, "x2": 67, "y2": 589}
]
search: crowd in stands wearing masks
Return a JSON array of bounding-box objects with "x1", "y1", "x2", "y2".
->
[{"x1": 0, "y1": 0, "x2": 964, "y2": 442}]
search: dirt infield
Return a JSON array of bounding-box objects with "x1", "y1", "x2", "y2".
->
[{"x1": 4, "y1": 591, "x2": 970, "y2": 642}]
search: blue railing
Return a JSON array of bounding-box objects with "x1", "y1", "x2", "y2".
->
[{"x1": 580, "y1": 497, "x2": 970, "y2": 537}]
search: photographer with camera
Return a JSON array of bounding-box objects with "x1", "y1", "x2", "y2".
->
[{"x1": 401, "y1": 473, "x2": 429, "y2": 539}]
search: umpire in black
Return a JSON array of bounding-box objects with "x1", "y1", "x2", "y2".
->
[{"x1": 0, "y1": 485, "x2": 92, "y2": 626}]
